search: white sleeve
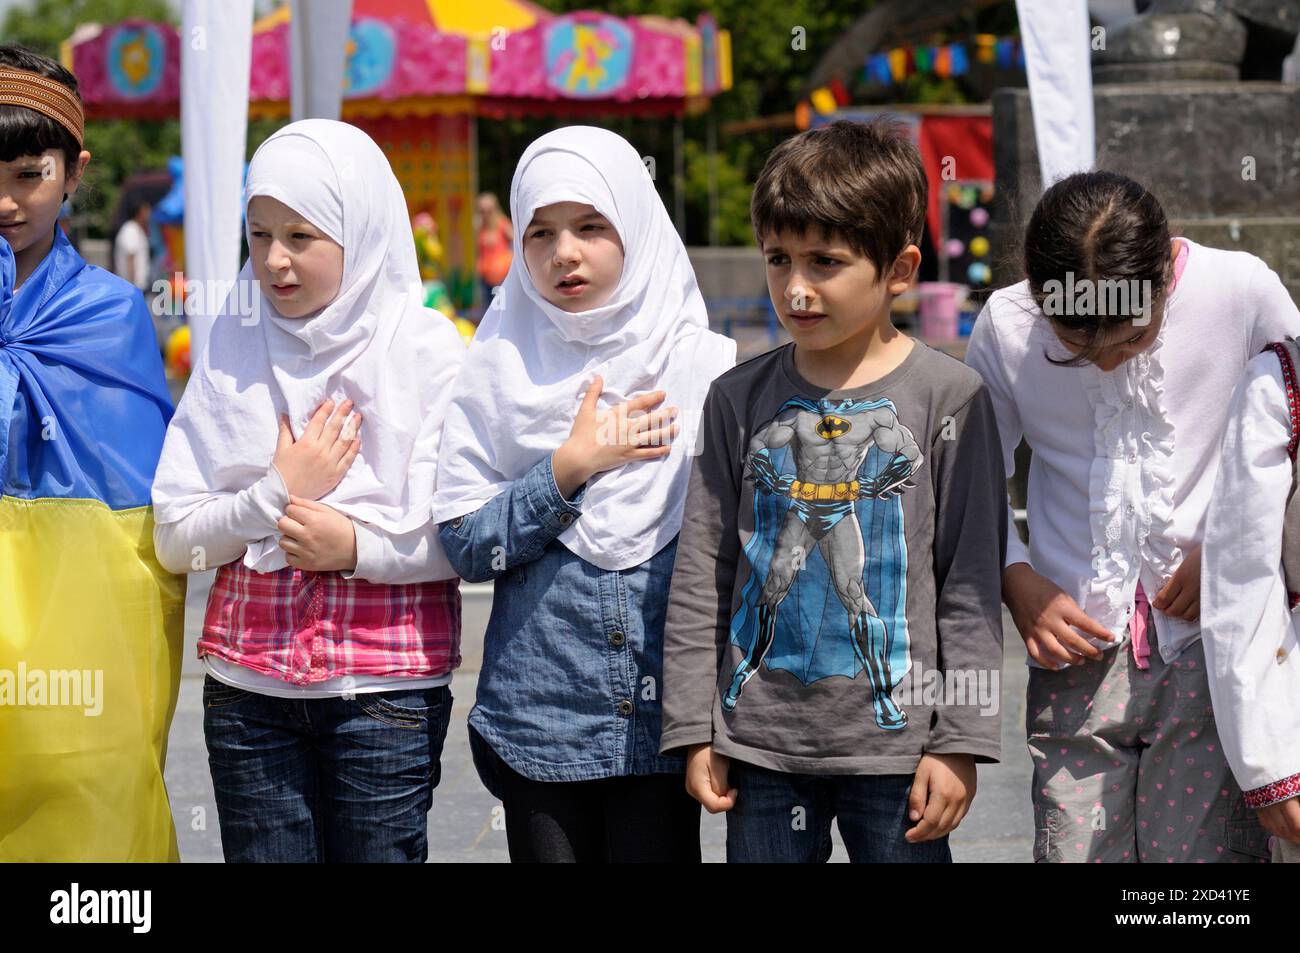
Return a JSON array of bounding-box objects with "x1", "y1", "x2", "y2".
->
[
  {"x1": 965, "y1": 304, "x2": 1032, "y2": 569},
  {"x1": 343, "y1": 520, "x2": 458, "y2": 585},
  {"x1": 1201, "y1": 353, "x2": 1300, "y2": 801},
  {"x1": 1246, "y1": 258, "x2": 1300, "y2": 355},
  {"x1": 342, "y1": 315, "x2": 465, "y2": 586},
  {"x1": 152, "y1": 467, "x2": 290, "y2": 574}
]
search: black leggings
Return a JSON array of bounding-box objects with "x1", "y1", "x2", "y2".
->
[{"x1": 483, "y1": 741, "x2": 701, "y2": 863}]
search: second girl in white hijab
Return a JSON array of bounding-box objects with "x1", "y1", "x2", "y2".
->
[{"x1": 431, "y1": 125, "x2": 736, "y2": 862}]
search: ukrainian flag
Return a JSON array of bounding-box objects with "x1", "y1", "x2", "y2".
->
[{"x1": 0, "y1": 231, "x2": 184, "y2": 861}]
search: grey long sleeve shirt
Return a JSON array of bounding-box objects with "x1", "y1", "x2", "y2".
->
[{"x1": 660, "y1": 340, "x2": 1007, "y2": 774}]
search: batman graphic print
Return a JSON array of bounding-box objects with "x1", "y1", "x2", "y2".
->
[{"x1": 723, "y1": 395, "x2": 923, "y2": 731}]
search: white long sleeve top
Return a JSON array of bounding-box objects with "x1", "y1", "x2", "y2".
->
[
  {"x1": 966, "y1": 239, "x2": 1300, "y2": 666},
  {"x1": 152, "y1": 464, "x2": 457, "y2": 585}
]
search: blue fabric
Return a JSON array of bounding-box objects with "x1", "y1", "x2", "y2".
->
[
  {"x1": 0, "y1": 229, "x2": 173, "y2": 508},
  {"x1": 948, "y1": 43, "x2": 970, "y2": 76},
  {"x1": 438, "y1": 454, "x2": 683, "y2": 798}
]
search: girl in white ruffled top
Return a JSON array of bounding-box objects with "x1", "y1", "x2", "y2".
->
[{"x1": 966, "y1": 170, "x2": 1300, "y2": 863}]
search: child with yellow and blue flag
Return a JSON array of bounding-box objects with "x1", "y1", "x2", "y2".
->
[{"x1": 0, "y1": 44, "x2": 184, "y2": 861}]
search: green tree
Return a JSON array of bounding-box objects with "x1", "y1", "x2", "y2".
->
[{"x1": 683, "y1": 137, "x2": 756, "y2": 247}]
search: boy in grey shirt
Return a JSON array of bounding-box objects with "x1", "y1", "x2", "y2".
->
[{"x1": 660, "y1": 119, "x2": 1007, "y2": 862}]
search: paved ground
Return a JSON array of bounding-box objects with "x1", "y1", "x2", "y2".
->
[{"x1": 164, "y1": 572, "x2": 1034, "y2": 862}]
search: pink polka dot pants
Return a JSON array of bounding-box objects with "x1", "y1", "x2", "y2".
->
[{"x1": 1025, "y1": 630, "x2": 1269, "y2": 863}]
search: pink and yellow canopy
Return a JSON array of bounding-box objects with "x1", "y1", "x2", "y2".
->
[{"x1": 66, "y1": 1, "x2": 731, "y2": 120}]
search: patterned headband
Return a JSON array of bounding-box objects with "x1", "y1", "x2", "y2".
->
[{"x1": 0, "y1": 66, "x2": 84, "y2": 148}]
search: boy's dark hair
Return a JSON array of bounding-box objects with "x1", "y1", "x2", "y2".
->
[
  {"x1": 0, "y1": 44, "x2": 82, "y2": 168},
  {"x1": 1023, "y1": 170, "x2": 1173, "y2": 368},
  {"x1": 751, "y1": 118, "x2": 927, "y2": 277}
]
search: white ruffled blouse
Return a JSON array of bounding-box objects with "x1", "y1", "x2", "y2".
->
[{"x1": 966, "y1": 239, "x2": 1300, "y2": 666}]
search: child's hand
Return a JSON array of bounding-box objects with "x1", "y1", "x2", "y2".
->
[
  {"x1": 1004, "y1": 562, "x2": 1115, "y2": 669},
  {"x1": 685, "y1": 743, "x2": 737, "y2": 814},
  {"x1": 272, "y1": 399, "x2": 362, "y2": 501},
  {"x1": 552, "y1": 375, "x2": 679, "y2": 499},
  {"x1": 277, "y1": 496, "x2": 358, "y2": 572},
  {"x1": 905, "y1": 752, "x2": 976, "y2": 843},
  {"x1": 1152, "y1": 544, "x2": 1201, "y2": 621},
  {"x1": 1257, "y1": 795, "x2": 1300, "y2": 846}
]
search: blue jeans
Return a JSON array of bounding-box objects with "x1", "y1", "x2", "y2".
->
[
  {"x1": 203, "y1": 675, "x2": 453, "y2": 863},
  {"x1": 725, "y1": 760, "x2": 952, "y2": 863}
]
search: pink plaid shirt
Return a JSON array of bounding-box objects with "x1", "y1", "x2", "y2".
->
[{"x1": 199, "y1": 560, "x2": 461, "y2": 685}]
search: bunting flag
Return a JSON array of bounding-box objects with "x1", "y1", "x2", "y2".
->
[
  {"x1": 827, "y1": 75, "x2": 850, "y2": 106},
  {"x1": 949, "y1": 43, "x2": 970, "y2": 76},
  {"x1": 934, "y1": 45, "x2": 953, "y2": 78},
  {"x1": 810, "y1": 86, "x2": 838, "y2": 114},
  {"x1": 794, "y1": 99, "x2": 811, "y2": 129},
  {"x1": 888, "y1": 47, "x2": 908, "y2": 83},
  {"x1": 861, "y1": 34, "x2": 1023, "y2": 87},
  {"x1": 803, "y1": 33, "x2": 1024, "y2": 126},
  {"x1": 996, "y1": 37, "x2": 1018, "y2": 68}
]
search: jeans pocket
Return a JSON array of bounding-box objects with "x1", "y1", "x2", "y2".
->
[
  {"x1": 1225, "y1": 789, "x2": 1271, "y2": 861},
  {"x1": 358, "y1": 687, "x2": 442, "y2": 730},
  {"x1": 1170, "y1": 641, "x2": 1216, "y2": 726},
  {"x1": 1026, "y1": 667, "x2": 1068, "y2": 737},
  {"x1": 203, "y1": 675, "x2": 253, "y2": 709},
  {"x1": 1027, "y1": 656, "x2": 1111, "y2": 739}
]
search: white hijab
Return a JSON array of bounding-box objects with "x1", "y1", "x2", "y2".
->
[
  {"x1": 430, "y1": 125, "x2": 736, "y2": 571},
  {"x1": 153, "y1": 119, "x2": 465, "y2": 573}
]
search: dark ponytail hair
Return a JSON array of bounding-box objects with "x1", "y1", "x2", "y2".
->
[
  {"x1": 1023, "y1": 171, "x2": 1173, "y2": 367},
  {"x1": 0, "y1": 44, "x2": 82, "y2": 169}
]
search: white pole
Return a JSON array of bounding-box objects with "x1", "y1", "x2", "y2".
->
[
  {"x1": 182, "y1": 0, "x2": 254, "y2": 365},
  {"x1": 1016, "y1": 0, "x2": 1096, "y2": 188},
  {"x1": 290, "y1": 0, "x2": 353, "y2": 122}
]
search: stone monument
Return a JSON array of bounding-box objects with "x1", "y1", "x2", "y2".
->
[{"x1": 992, "y1": 0, "x2": 1300, "y2": 302}]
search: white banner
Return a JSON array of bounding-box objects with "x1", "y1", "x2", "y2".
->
[
  {"x1": 1016, "y1": 0, "x2": 1096, "y2": 188},
  {"x1": 181, "y1": 0, "x2": 254, "y2": 365},
  {"x1": 291, "y1": 0, "x2": 353, "y2": 122}
]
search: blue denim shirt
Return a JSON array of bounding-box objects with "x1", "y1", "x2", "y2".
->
[{"x1": 438, "y1": 453, "x2": 684, "y2": 798}]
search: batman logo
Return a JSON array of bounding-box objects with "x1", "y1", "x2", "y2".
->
[{"x1": 817, "y1": 415, "x2": 851, "y2": 439}]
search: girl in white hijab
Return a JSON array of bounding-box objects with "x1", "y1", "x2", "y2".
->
[
  {"x1": 151, "y1": 120, "x2": 466, "y2": 863},
  {"x1": 431, "y1": 126, "x2": 736, "y2": 862}
]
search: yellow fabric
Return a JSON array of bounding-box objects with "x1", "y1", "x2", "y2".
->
[
  {"x1": 253, "y1": 1, "x2": 538, "y2": 38},
  {"x1": 719, "y1": 31, "x2": 733, "y2": 91},
  {"x1": 684, "y1": 34, "x2": 702, "y2": 96},
  {"x1": 810, "y1": 87, "x2": 837, "y2": 116},
  {"x1": 254, "y1": 4, "x2": 292, "y2": 31},
  {"x1": 465, "y1": 36, "x2": 490, "y2": 95},
  {"x1": 426, "y1": 0, "x2": 539, "y2": 36},
  {"x1": 0, "y1": 497, "x2": 185, "y2": 862}
]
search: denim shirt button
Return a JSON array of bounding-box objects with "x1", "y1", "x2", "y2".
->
[
  {"x1": 609, "y1": 629, "x2": 626, "y2": 647},
  {"x1": 616, "y1": 699, "x2": 633, "y2": 717},
  {"x1": 558, "y1": 512, "x2": 573, "y2": 525}
]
